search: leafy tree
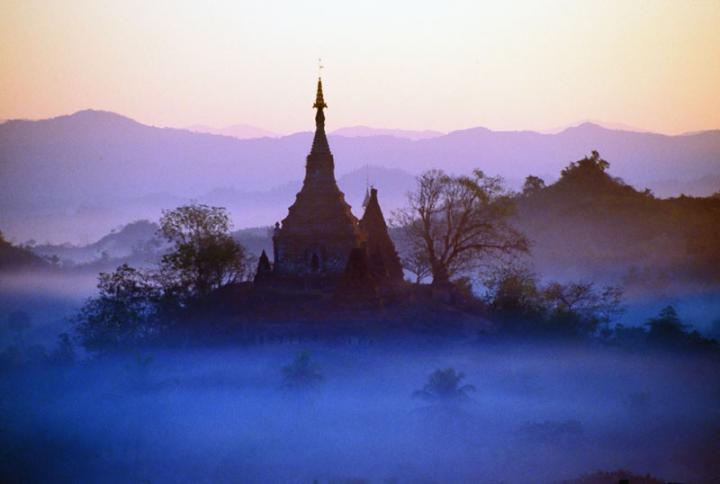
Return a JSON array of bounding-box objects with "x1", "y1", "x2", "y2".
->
[
  {"x1": 413, "y1": 368, "x2": 476, "y2": 402},
  {"x1": 522, "y1": 175, "x2": 546, "y2": 196},
  {"x1": 452, "y1": 276, "x2": 475, "y2": 300},
  {"x1": 483, "y1": 265, "x2": 544, "y2": 326},
  {"x1": 484, "y1": 266, "x2": 624, "y2": 336},
  {"x1": 646, "y1": 305, "x2": 686, "y2": 344},
  {"x1": 394, "y1": 169, "x2": 528, "y2": 285},
  {"x1": 560, "y1": 150, "x2": 609, "y2": 178},
  {"x1": 74, "y1": 204, "x2": 253, "y2": 351},
  {"x1": 159, "y1": 204, "x2": 251, "y2": 299},
  {"x1": 282, "y1": 351, "x2": 323, "y2": 389},
  {"x1": 542, "y1": 281, "x2": 624, "y2": 335},
  {"x1": 75, "y1": 264, "x2": 162, "y2": 351}
]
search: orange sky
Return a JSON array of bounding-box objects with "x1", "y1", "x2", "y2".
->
[{"x1": 1, "y1": 0, "x2": 719, "y2": 134}]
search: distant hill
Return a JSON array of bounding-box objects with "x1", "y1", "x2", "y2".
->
[
  {"x1": 2, "y1": 110, "x2": 719, "y2": 243},
  {"x1": 540, "y1": 119, "x2": 654, "y2": 134},
  {"x1": 331, "y1": 126, "x2": 444, "y2": 140},
  {"x1": 186, "y1": 124, "x2": 279, "y2": 139},
  {"x1": 32, "y1": 220, "x2": 162, "y2": 265}
]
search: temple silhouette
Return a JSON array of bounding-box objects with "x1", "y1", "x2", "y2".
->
[{"x1": 255, "y1": 78, "x2": 403, "y2": 296}]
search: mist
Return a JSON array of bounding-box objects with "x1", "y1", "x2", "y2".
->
[
  {"x1": 3, "y1": 267, "x2": 718, "y2": 482},
  {"x1": 0, "y1": 271, "x2": 96, "y2": 347},
  {"x1": 2, "y1": 339, "x2": 718, "y2": 483}
]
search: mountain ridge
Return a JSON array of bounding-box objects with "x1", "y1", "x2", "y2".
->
[{"x1": 2, "y1": 109, "x2": 719, "y2": 243}]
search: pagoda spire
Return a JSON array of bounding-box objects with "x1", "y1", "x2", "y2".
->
[
  {"x1": 313, "y1": 77, "x2": 327, "y2": 110},
  {"x1": 310, "y1": 77, "x2": 330, "y2": 154}
]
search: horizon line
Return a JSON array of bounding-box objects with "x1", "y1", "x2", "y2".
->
[{"x1": 3, "y1": 108, "x2": 718, "y2": 138}]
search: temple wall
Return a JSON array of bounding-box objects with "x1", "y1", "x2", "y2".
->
[{"x1": 273, "y1": 233, "x2": 358, "y2": 276}]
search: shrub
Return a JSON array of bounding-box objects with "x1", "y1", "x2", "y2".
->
[
  {"x1": 484, "y1": 266, "x2": 623, "y2": 337},
  {"x1": 413, "y1": 368, "x2": 475, "y2": 402},
  {"x1": 75, "y1": 264, "x2": 162, "y2": 352}
]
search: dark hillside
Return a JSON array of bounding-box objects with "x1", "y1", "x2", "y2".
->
[
  {"x1": 515, "y1": 152, "x2": 720, "y2": 287},
  {"x1": 0, "y1": 232, "x2": 52, "y2": 272},
  {"x1": 31, "y1": 220, "x2": 163, "y2": 270}
]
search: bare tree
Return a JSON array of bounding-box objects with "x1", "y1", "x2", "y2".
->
[
  {"x1": 543, "y1": 281, "x2": 624, "y2": 334},
  {"x1": 393, "y1": 169, "x2": 528, "y2": 285},
  {"x1": 401, "y1": 246, "x2": 432, "y2": 284}
]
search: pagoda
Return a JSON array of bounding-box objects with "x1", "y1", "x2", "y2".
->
[
  {"x1": 267, "y1": 78, "x2": 404, "y2": 292},
  {"x1": 272, "y1": 78, "x2": 364, "y2": 283}
]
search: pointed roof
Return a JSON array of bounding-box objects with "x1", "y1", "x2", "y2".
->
[
  {"x1": 360, "y1": 188, "x2": 404, "y2": 284},
  {"x1": 360, "y1": 188, "x2": 388, "y2": 230},
  {"x1": 254, "y1": 249, "x2": 272, "y2": 282},
  {"x1": 362, "y1": 186, "x2": 371, "y2": 209},
  {"x1": 310, "y1": 78, "x2": 330, "y2": 155},
  {"x1": 313, "y1": 77, "x2": 327, "y2": 109}
]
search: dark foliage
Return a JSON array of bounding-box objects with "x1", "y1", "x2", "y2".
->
[
  {"x1": 413, "y1": 367, "x2": 476, "y2": 402},
  {"x1": 561, "y1": 469, "x2": 665, "y2": 484},
  {"x1": 159, "y1": 204, "x2": 253, "y2": 299},
  {"x1": 647, "y1": 305, "x2": 686, "y2": 343},
  {"x1": 483, "y1": 265, "x2": 623, "y2": 337},
  {"x1": 646, "y1": 305, "x2": 718, "y2": 351},
  {"x1": 74, "y1": 204, "x2": 251, "y2": 351},
  {"x1": 75, "y1": 264, "x2": 164, "y2": 351},
  {"x1": 611, "y1": 305, "x2": 718, "y2": 352},
  {"x1": 521, "y1": 175, "x2": 546, "y2": 196},
  {"x1": 0, "y1": 231, "x2": 52, "y2": 272},
  {"x1": 515, "y1": 151, "x2": 720, "y2": 286}
]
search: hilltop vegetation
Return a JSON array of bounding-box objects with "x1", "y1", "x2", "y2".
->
[
  {"x1": 515, "y1": 151, "x2": 720, "y2": 288},
  {"x1": 0, "y1": 232, "x2": 53, "y2": 273}
]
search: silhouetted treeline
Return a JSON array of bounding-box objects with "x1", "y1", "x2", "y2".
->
[{"x1": 482, "y1": 264, "x2": 623, "y2": 338}]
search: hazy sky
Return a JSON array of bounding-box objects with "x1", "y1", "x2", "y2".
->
[{"x1": 1, "y1": 0, "x2": 719, "y2": 134}]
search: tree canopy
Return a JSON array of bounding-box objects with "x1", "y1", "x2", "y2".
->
[
  {"x1": 394, "y1": 169, "x2": 527, "y2": 285},
  {"x1": 159, "y1": 204, "x2": 251, "y2": 299},
  {"x1": 75, "y1": 203, "x2": 252, "y2": 351}
]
